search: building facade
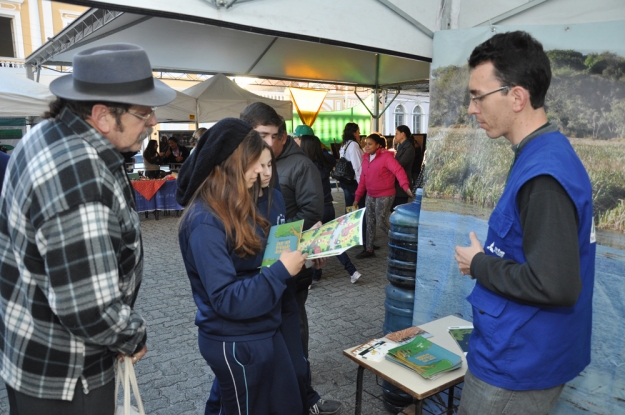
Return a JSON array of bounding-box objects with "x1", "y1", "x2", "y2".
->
[
  {"x1": 383, "y1": 92, "x2": 430, "y2": 137},
  {"x1": 0, "y1": 0, "x2": 85, "y2": 68}
]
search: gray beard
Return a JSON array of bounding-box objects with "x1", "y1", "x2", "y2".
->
[{"x1": 137, "y1": 127, "x2": 153, "y2": 144}]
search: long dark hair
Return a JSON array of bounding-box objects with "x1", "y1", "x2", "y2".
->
[
  {"x1": 144, "y1": 140, "x2": 159, "y2": 156},
  {"x1": 299, "y1": 135, "x2": 332, "y2": 170},
  {"x1": 396, "y1": 125, "x2": 414, "y2": 146},
  {"x1": 342, "y1": 122, "x2": 360, "y2": 144},
  {"x1": 184, "y1": 130, "x2": 269, "y2": 257}
]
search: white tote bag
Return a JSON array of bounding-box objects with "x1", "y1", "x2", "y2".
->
[{"x1": 115, "y1": 356, "x2": 146, "y2": 415}]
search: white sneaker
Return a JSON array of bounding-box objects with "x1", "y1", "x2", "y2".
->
[{"x1": 350, "y1": 271, "x2": 362, "y2": 284}]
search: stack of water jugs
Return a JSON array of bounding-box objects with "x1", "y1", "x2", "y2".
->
[{"x1": 381, "y1": 188, "x2": 422, "y2": 413}]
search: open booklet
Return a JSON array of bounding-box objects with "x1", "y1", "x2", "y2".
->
[{"x1": 261, "y1": 208, "x2": 365, "y2": 267}]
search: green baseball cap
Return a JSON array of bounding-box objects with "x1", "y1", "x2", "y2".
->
[{"x1": 293, "y1": 125, "x2": 314, "y2": 137}]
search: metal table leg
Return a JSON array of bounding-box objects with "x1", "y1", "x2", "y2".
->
[
  {"x1": 447, "y1": 385, "x2": 455, "y2": 415},
  {"x1": 355, "y1": 366, "x2": 364, "y2": 415},
  {"x1": 415, "y1": 398, "x2": 423, "y2": 415}
]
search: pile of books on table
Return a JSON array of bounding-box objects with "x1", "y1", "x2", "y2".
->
[
  {"x1": 350, "y1": 325, "x2": 466, "y2": 380},
  {"x1": 385, "y1": 336, "x2": 462, "y2": 380}
]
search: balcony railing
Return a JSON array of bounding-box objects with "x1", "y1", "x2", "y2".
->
[{"x1": 0, "y1": 58, "x2": 25, "y2": 69}]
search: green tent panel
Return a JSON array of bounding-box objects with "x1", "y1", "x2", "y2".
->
[
  {"x1": 0, "y1": 130, "x2": 23, "y2": 140},
  {"x1": 290, "y1": 103, "x2": 372, "y2": 147},
  {"x1": 0, "y1": 118, "x2": 26, "y2": 127}
]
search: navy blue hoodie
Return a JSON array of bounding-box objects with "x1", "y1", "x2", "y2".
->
[{"x1": 179, "y1": 200, "x2": 291, "y2": 341}]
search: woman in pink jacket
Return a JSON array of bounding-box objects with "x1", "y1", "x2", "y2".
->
[{"x1": 353, "y1": 133, "x2": 413, "y2": 258}]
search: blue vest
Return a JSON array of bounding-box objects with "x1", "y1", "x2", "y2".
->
[{"x1": 467, "y1": 131, "x2": 595, "y2": 390}]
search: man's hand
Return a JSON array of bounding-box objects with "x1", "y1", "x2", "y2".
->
[
  {"x1": 117, "y1": 344, "x2": 147, "y2": 365},
  {"x1": 454, "y1": 232, "x2": 484, "y2": 279}
]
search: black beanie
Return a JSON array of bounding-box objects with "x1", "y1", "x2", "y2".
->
[{"x1": 176, "y1": 117, "x2": 253, "y2": 206}]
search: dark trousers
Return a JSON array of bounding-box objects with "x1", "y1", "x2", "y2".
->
[
  {"x1": 205, "y1": 281, "x2": 316, "y2": 414},
  {"x1": 199, "y1": 330, "x2": 303, "y2": 415},
  {"x1": 6, "y1": 379, "x2": 115, "y2": 415},
  {"x1": 295, "y1": 287, "x2": 309, "y2": 358}
]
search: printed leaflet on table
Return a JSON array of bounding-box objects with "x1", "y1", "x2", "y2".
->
[
  {"x1": 447, "y1": 326, "x2": 473, "y2": 356},
  {"x1": 349, "y1": 326, "x2": 432, "y2": 362}
]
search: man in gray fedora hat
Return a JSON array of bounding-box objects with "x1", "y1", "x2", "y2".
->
[{"x1": 0, "y1": 43, "x2": 175, "y2": 414}]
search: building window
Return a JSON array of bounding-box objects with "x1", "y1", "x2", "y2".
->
[
  {"x1": 413, "y1": 105, "x2": 422, "y2": 134},
  {"x1": 60, "y1": 11, "x2": 81, "y2": 29},
  {"x1": 394, "y1": 105, "x2": 405, "y2": 129},
  {"x1": 0, "y1": 16, "x2": 15, "y2": 57}
]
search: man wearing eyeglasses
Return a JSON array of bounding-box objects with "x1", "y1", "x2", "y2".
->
[
  {"x1": 0, "y1": 43, "x2": 175, "y2": 414},
  {"x1": 454, "y1": 31, "x2": 595, "y2": 415}
]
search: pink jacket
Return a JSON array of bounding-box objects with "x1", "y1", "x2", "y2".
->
[{"x1": 355, "y1": 148, "x2": 410, "y2": 202}]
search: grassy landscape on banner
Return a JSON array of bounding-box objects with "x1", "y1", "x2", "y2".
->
[
  {"x1": 425, "y1": 50, "x2": 625, "y2": 233},
  {"x1": 422, "y1": 129, "x2": 625, "y2": 232}
]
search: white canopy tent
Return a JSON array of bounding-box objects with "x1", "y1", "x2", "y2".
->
[
  {"x1": 155, "y1": 73, "x2": 293, "y2": 124},
  {"x1": 0, "y1": 72, "x2": 54, "y2": 118},
  {"x1": 24, "y1": 0, "x2": 625, "y2": 130},
  {"x1": 24, "y1": 1, "x2": 435, "y2": 88},
  {"x1": 25, "y1": 0, "x2": 625, "y2": 86}
]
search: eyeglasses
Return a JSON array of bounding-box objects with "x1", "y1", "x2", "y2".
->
[
  {"x1": 127, "y1": 107, "x2": 156, "y2": 125},
  {"x1": 470, "y1": 86, "x2": 510, "y2": 103}
]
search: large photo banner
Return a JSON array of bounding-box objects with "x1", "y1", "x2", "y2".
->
[{"x1": 415, "y1": 21, "x2": 625, "y2": 414}]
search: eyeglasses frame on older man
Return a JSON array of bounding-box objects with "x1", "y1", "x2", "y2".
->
[{"x1": 126, "y1": 107, "x2": 157, "y2": 125}]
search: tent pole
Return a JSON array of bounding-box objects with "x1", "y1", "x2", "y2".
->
[
  {"x1": 374, "y1": 89, "x2": 379, "y2": 132},
  {"x1": 195, "y1": 100, "x2": 200, "y2": 130},
  {"x1": 374, "y1": 53, "x2": 380, "y2": 131}
]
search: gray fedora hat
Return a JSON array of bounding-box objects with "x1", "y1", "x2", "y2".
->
[{"x1": 49, "y1": 43, "x2": 176, "y2": 106}]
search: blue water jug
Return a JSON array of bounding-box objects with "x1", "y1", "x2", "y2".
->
[
  {"x1": 389, "y1": 188, "x2": 422, "y2": 233},
  {"x1": 386, "y1": 257, "x2": 416, "y2": 289},
  {"x1": 383, "y1": 283, "x2": 415, "y2": 335}
]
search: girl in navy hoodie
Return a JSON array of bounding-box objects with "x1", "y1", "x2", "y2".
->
[{"x1": 176, "y1": 118, "x2": 308, "y2": 415}]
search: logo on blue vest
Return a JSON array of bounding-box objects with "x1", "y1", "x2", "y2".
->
[{"x1": 486, "y1": 242, "x2": 506, "y2": 258}]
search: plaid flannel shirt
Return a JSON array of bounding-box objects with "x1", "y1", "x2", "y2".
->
[{"x1": 0, "y1": 108, "x2": 146, "y2": 400}]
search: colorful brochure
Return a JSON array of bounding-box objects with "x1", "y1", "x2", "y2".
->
[
  {"x1": 262, "y1": 209, "x2": 365, "y2": 266},
  {"x1": 261, "y1": 220, "x2": 304, "y2": 267},
  {"x1": 297, "y1": 208, "x2": 365, "y2": 259}
]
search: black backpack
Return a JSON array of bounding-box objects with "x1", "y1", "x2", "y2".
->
[{"x1": 331, "y1": 141, "x2": 356, "y2": 182}]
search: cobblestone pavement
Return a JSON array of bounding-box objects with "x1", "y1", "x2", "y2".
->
[{"x1": 0, "y1": 189, "x2": 428, "y2": 415}]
